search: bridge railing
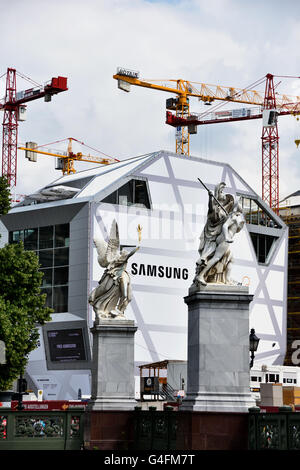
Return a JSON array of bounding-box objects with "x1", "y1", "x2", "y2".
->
[
  {"x1": 248, "y1": 406, "x2": 300, "y2": 450},
  {"x1": 0, "y1": 407, "x2": 84, "y2": 450}
]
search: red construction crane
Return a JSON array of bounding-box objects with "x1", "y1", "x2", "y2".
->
[
  {"x1": 166, "y1": 74, "x2": 300, "y2": 213},
  {"x1": 261, "y1": 74, "x2": 279, "y2": 214},
  {"x1": 0, "y1": 68, "x2": 68, "y2": 187}
]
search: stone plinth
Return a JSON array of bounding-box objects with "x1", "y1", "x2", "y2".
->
[
  {"x1": 88, "y1": 319, "x2": 138, "y2": 411},
  {"x1": 176, "y1": 411, "x2": 249, "y2": 450},
  {"x1": 180, "y1": 284, "x2": 256, "y2": 413}
]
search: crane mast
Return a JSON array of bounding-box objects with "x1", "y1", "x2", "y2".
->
[
  {"x1": 2, "y1": 69, "x2": 18, "y2": 186},
  {"x1": 113, "y1": 69, "x2": 300, "y2": 212},
  {"x1": 262, "y1": 74, "x2": 279, "y2": 213},
  {"x1": 0, "y1": 68, "x2": 68, "y2": 187}
]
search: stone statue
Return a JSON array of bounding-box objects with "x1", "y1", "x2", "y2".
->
[
  {"x1": 89, "y1": 220, "x2": 142, "y2": 322},
  {"x1": 192, "y1": 180, "x2": 244, "y2": 287}
]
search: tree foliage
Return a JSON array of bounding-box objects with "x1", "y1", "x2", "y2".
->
[
  {"x1": 0, "y1": 176, "x2": 52, "y2": 390},
  {"x1": 0, "y1": 242, "x2": 52, "y2": 391},
  {"x1": 0, "y1": 176, "x2": 11, "y2": 217}
]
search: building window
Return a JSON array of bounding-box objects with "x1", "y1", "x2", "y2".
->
[
  {"x1": 251, "y1": 376, "x2": 257, "y2": 382},
  {"x1": 101, "y1": 179, "x2": 150, "y2": 208},
  {"x1": 9, "y1": 224, "x2": 69, "y2": 313},
  {"x1": 266, "y1": 374, "x2": 280, "y2": 383},
  {"x1": 250, "y1": 233, "x2": 277, "y2": 264},
  {"x1": 239, "y1": 196, "x2": 280, "y2": 228}
]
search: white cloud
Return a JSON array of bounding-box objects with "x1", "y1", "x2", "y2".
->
[{"x1": 0, "y1": 0, "x2": 299, "y2": 201}]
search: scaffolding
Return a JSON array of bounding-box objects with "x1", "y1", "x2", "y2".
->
[{"x1": 280, "y1": 208, "x2": 300, "y2": 365}]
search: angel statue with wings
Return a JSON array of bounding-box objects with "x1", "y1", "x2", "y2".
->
[{"x1": 88, "y1": 220, "x2": 142, "y2": 323}]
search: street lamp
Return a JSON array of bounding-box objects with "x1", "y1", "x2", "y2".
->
[
  {"x1": 16, "y1": 372, "x2": 27, "y2": 411},
  {"x1": 249, "y1": 328, "x2": 260, "y2": 369}
]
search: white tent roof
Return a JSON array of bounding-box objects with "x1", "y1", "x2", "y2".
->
[{"x1": 47, "y1": 152, "x2": 158, "y2": 188}]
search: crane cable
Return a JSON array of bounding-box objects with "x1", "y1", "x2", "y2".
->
[
  {"x1": 197, "y1": 75, "x2": 267, "y2": 120},
  {"x1": 36, "y1": 137, "x2": 118, "y2": 161}
]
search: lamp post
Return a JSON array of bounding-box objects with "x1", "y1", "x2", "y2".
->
[
  {"x1": 16, "y1": 372, "x2": 26, "y2": 411},
  {"x1": 249, "y1": 328, "x2": 260, "y2": 369}
]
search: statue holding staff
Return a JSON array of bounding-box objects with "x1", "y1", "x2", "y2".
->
[{"x1": 192, "y1": 180, "x2": 244, "y2": 287}]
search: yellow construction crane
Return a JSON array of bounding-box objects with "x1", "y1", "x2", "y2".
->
[
  {"x1": 113, "y1": 67, "x2": 300, "y2": 156},
  {"x1": 18, "y1": 137, "x2": 119, "y2": 175}
]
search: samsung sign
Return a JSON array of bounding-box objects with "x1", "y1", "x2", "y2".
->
[
  {"x1": 131, "y1": 262, "x2": 189, "y2": 280},
  {"x1": 117, "y1": 67, "x2": 139, "y2": 79}
]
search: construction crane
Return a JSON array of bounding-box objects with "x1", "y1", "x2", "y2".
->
[
  {"x1": 113, "y1": 68, "x2": 300, "y2": 213},
  {"x1": 166, "y1": 74, "x2": 300, "y2": 213},
  {"x1": 18, "y1": 137, "x2": 119, "y2": 175},
  {"x1": 0, "y1": 68, "x2": 68, "y2": 187},
  {"x1": 113, "y1": 67, "x2": 270, "y2": 156}
]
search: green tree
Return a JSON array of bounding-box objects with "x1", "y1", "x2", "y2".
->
[
  {"x1": 0, "y1": 180, "x2": 52, "y2": 390},
  {"x1": 0, "y1": 176, "x2": 11, "y2": 216},
  {"x1": 0, "y1": 243, "x2": 52, "y2": 390}
]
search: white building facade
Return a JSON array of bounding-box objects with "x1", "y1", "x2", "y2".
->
[{"x1": 0, "y1": 151, "x2": 288, "y2": 400}]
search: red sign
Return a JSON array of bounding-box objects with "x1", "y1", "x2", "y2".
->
[
  {"x1": 259, "y1": 406, "x2": 280, "y2": 413},
  {"x1": 10, "y1": 400, "x2": 87, "y2": 411}
]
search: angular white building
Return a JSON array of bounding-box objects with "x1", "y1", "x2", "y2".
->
[{"x1": 0, "y1": 151, "x2": 288, "y2": 400}]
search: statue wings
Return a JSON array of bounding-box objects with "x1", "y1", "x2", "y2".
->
[{"x1": 93, "y1": 219, "x2": 120, "y2": 267}]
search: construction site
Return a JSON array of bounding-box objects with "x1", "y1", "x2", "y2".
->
[{"x1": 1, "y1": 63, "x2": 300, "y2": 451}]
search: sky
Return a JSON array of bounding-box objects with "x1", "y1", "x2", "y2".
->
[{"x1": 1, "y1": 0, "x2": 300, "y2": 201}]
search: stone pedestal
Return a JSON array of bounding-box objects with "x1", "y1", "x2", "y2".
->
[
  {"x1": 88, "y1": 319, "x2": 138, "y2": 411},
  {"x1": 180, "y1": 284, "x2": 256, "y2": 413}
]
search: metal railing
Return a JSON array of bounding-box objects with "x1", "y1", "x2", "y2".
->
[
  {"x1": 249, "y1": 407, "x2": 300, "y2": 450},
  {"x1": 0, "y1": 407, "x2": 84, "y2": 450},
  {"x1": 159, "y1": 383, "x2": 177, "y2": 402},
  {"x1": 134, "y1": 407, "x2": 178, "y2": 450}
]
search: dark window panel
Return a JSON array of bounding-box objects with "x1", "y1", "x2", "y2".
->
[
  {"x1": 10, "y1": 230, "x2": 24, "y2": 244},
  {"x1": 101, "y1": 179, "x2": 150, "y2": 208},
  {"x1": 39, "y1": 249, "x2": 53, "y2": 268},
  {"x1": 53, "y1": 285, "x2": 68, "y2": 313},
  {"x1": 55, "y1": 224, "x2": 70, "y2": 248},
  {"x1": 240, "y1": 196, "x2": 280, "y2": 228},
  {"x1": 54, "y1": 267, "x2": 69, "y2": 285},
  {"x1": 134, "y1": 180, "x2": 150, "y2": 208},
  {"x1": 250, "y1": 233, "x2": 277, "y2": 264},
  {"x1": 258, "y1": 209, "x2": 267, "y2": 226},
  {"x1": 39, "y1": 226, "x2": 54, "y2": 250},
  {"x1": 250, "y1": 200, "x2": 259, "y2": 225},
  {"x1": 9, "y1": 224, "x2": 69, "y2": 314},
  {"x1": 40, "y1": 287, "x2": 53, "y2": 309},
  {"x1": 258, "y1": 234, "x2": 266, "y2": 263},
  {"x1": 40, "y1": 268, "x2": 53, "y2": 287},
  {"x1": 24, "y1": 228, "x2": 38, "y2": 250},
  {"x1": 266, "y1": 235, "x2": 275, "y2": 256},
  {"x1": 9, "y1": 231, "x2": 18, "y2": 244},
  {"x1": 101, "y1": 191, "x2": 117, "y2": 204},
  {"x1": 54, "y1": 247, "x2": 69, "y2": 267}
]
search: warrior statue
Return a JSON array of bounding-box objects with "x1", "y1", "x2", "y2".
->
[
  {"x1": 89, "y1": 220, "x2": 142, "y2": 322},
  {"x1": 192, "y1": 179, "x2": 244, "y2": 287}
]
